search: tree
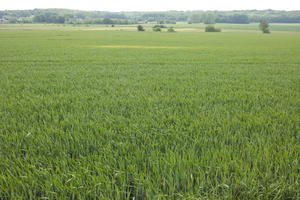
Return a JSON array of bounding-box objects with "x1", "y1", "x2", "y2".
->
[
  {"x1": 2, "y1": 9, "x2": 300, "y2": 25},
  {"x1": 102, "y1": 18, "x2": 114, "y2": 24},
  {"x1": 259, "y1": 19, "x2": 271, "y2": 33},
  {"x1": 56, "y1": 16, "x2": 65, "y2": 24},
  {"x1": 137, "y1": 25, "x2": 145, "y2": 31},
  {"x1": 189, "y1": 12, "x2": 202, "y2": 23},
  {"x1": 230, "y1": 14, "x2": 249, "y2": 24},
  {"x1": 203, "y1": 13, "x2": 216, "y2": 24}
]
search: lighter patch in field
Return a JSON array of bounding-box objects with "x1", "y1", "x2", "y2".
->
[{"x1": 95, "y1": 45, "x2": 186, "y2": 49}]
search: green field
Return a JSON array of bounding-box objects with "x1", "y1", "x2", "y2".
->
[
  {"x1": 0, "y1": 26, "x2": 299, "y2": 199},
  {"x1": 1, "y1": 23, "x2": 300, "y2": 33}
]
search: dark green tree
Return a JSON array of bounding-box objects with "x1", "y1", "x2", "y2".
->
[
  {"x1": 259, "y1": 19, "x2": 271, "y2": 33},
  {"x1": 137, "y1": 25, "x2": 145, "y2": 31},
  {"x1": 205, "y1": 25, "x2": 221, "y2": 32}
]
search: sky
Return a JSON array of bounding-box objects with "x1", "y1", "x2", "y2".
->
[{"x1": 1, "y1": 0, "x2": 300, "y2": 11}]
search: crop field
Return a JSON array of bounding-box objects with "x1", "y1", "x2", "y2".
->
[{"x1": 0, "y1": 26, "x2": 299, "y2": 199}]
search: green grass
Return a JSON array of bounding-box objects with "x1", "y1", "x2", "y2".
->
[
  {"x1": 219, "y1": 23, "x2": 300, "y2": 32},
  {"x1": 0, "y1": 29, "x2": 299, "y2": 199},
  {"x1": 149, "y1": 22, "x2": 300, "y2": 32},
  {"x1": 1, "y1": 23, "x2": 300, "y2": 32}
]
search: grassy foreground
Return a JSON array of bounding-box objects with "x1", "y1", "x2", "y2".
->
[{"x1": 0, "y1": 29, "x2": 299, "y2": 199}]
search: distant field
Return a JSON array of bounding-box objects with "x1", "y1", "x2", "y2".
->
[
  {"x1": 1, "y1": 22, "x2": 300, "y2": 33},
  {"x1": 0, "y1": 28, "x2": 299, "y2": 199},
  {"x1": 171, "y1": 23, "x2": 300, "y2": 32}
]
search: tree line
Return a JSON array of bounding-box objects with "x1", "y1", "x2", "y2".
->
[{"x1": 0, "y1": 9, "x2": 299, "y2": 24}]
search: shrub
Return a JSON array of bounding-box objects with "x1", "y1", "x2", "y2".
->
[
  {"x1": 153, "y1": 27, "x2": 161, "y2": 32},
  {"x1": 205, "y1": 25, "x2": 221, "y2": 32},
  {"x1": 167, "y1": 27, "x2": 176, "y2": 32},
  {"x1": 137, "y1": 25, "x2": 145, "y2": 32},
  {"x1": 153, "y1": 24, "x2": 166, "y2": 29}
]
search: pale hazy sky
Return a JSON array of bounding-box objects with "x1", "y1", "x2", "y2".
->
[{"x1": 1, "y1": 0, "x2": 300, "y2": 11}]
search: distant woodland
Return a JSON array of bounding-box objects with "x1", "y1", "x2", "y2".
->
[{"x1": 1, "y1": 9, "x2": 300, "y2": 24}]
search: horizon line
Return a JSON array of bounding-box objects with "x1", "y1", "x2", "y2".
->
[{"x1": 1, "y1": 8, "x2": 300, "y2": 12}]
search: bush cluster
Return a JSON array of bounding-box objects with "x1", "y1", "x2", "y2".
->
[
  {"x1": 205, "y1": 25, "x2": 221, "y2": 32},
  {"x1": 153, "y1": 24, "x2": 167, "y2": 28},
  {"x1": 153, "y1": 27, "x2": 161, "y2": 32}
]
